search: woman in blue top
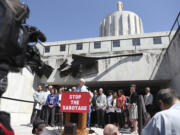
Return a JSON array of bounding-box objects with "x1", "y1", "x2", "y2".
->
[{"x1": 45, "y1": 88, "x2": 58, "y2": 127}]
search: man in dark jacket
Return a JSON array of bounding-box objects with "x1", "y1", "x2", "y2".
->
[
  {"x1": 45, "y1": 88, "x2": 58, "y2": 127},
  {"x1": 91, "y1": 90, "x2": 98, "y2": 126}
]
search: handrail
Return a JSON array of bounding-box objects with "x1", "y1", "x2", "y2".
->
[
  {"x1": 150, "y1": 11, "x2": 180, "y2": 79},
  {"x1": 168, "y1": 12, "x2": 180, "y2": 41},
  {"x1": 1, "y1": 96, "x2": 34, "y2": 103}
]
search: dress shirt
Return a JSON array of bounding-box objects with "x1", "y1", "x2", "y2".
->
[
  {"x1": 142, "y1": 102, "x2": 180, "y2": 135},
  {"x1": 75, "y1": 85, "x2": 88, "y2": 92}
]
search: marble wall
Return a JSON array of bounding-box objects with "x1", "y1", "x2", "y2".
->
[{"x1": 0, "y1": 68, "x2": 35, "y2": 126}]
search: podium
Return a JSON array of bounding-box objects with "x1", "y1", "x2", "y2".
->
[
  {"x1": 65, "y1": 112, "x2": 89, "y2": 135},
  {"x1": 60, "y1": 92, "x2": 90, "y2": 135}
]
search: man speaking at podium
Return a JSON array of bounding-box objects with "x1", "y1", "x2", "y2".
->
[
  {"x1": 70, "y1": 78, "x2": 88, "y2": 124},
  {"x1": 75, "y1": 78, "x2": 88, "y2": 92}
]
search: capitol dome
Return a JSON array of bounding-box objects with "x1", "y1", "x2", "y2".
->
[{"x1": 100, "y1": 1, "x2": 144, "y2": 37}]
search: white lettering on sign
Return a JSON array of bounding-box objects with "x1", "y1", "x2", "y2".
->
[
  {"x1": 69, "y1": 95, "x2": 82, "y2": 100},
  {"x1": 70, "y1": 100, "x2": 79, "y2": 105},
  {"x1": 62, "y1": 106, "x2": 87, "y2": 111}
]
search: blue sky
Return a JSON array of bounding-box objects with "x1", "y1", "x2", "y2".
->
[{"x1": 22, "y1": 0, "x2": 180, "y2": 42}]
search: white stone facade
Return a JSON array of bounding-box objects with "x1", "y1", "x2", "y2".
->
[
  {"x1": 37, "y1": 32, "x2": 169, "y2": 57},
  {"x1": 100, "y1": 11, "x2": 144, "y2": 37},
  {"x1": 36, "y1": 31, "x2": 173, "y2": 86},
  {"x1": 0, "y1": 68, "x2": 35, "y2": 125}
]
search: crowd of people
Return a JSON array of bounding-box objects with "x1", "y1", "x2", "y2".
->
[
  {"x1": 91, "y1": 84, "x2": 141, "y2": 134},
  {"x1": 30, "y1": 79, "x2": 156, "y2": 134},
  {"x1": 103, "y1": 88, "x2": 180, "y2": 135},
  {"x1": 91, "y1": 85, "x2": 154, "y2": 134},
  {"x1": 30, "y1": 85, "x2": 62, "y2": 127},
  {"x1": 30, "y1": 78, "x2": 90, "y2": 127},
  {"x1": 30, "y1": 79, "x2": 180, "y2": 135}
]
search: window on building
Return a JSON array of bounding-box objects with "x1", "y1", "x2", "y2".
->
[
  {"x1": 60, "y1": 45, "x2": 66, "y2": 51},
  {"x1": 94, "y1": 42, "x2": 101, "y2": 49},
  {"x1": 153, "y1": 37, "x2": 162, "y2": 44},
  {"x1": 132, "y1": 38, "x2": 140, "y2": 46},
  {"x1": 76, "y1": 43, "x2": 83, "y2": 50},
  {"x1": 45, "y1": 46, "x2": 50, "y2": 53},
  {"x1": 113, "y1": 40, "x2": 120, "y2": 47}
]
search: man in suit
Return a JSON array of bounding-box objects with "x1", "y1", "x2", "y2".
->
[
  {"x1": 144, "y1": 87, "x2": 153, "y2": 116},
  {"x1": 96, "y1": 88, "x2": 107, "y2": 128}
]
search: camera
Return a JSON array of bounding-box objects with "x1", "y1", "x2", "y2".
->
[{"x1": 0, "y1": 0, "x2": 49, "y2": 97}]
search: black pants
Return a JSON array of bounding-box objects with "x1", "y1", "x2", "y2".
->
[
  {"x1": 40, "y1": 105, "x2": 47, "y2": 121},
  {"x1": 97, "y1": 109, "x2": 105, "y2": 127},
  {"x1": 146, "y1": 105, "x2": 153, "y2": 116},
  {"x1": 117, "y1": 112, "x2": 125, "y2": 128},
  {"x1": 55, "y1": 106, "x2": 63, "y2": 127},
  {"x1": 106, "y1": 112, "x2": 114, "y2": 124},
  {"x1": 112, "y1": 112, "x2": 117, "y2": 124},
  {"x1": 46, "y1": 106, "x2": 55, "y2": 125},
  {"x1": 91, "y1": 110, "x2": 97, "y2": 125},
  {"x1": 30, "y1": 104, "x2": 41, "y2": 124}
]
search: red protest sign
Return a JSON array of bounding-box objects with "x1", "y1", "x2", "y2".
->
[{"x1": 61, "y1": 92, "x2": 90, "y2": 113}]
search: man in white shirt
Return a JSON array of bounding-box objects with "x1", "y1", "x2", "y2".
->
[
  {"x1": 144, "y1": 87, "x2": 153, "y2": 116},
  {"x1": 75, "y1": 78, "x2": 88, "y2": 92},
  {"x1": 40, "y1": 85, "x2": 50, "y2": 121},
  {"x1": 43, "y1": 85, "x2": 51, "y2": 104},
  {"x1": 71, "y1": 79, "x2": 88, "y2": 124},
  {"x1": 30, "y1": 85, "x2": 44, "y2": 124},
  {"x1": 106, "y1": 90, "x2": 113, "y2": 124},
  {"x1": 142, "y1": 88, "x2": 180, "y2": 135}
]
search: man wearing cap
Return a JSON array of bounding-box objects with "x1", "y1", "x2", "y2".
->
[{"x1": 75, "y1": 78, "x2": 88, "y2": 92}]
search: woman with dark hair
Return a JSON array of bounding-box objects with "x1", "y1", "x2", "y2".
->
[
  {"x1": 116, "y1": 89, "x2": 126, "y2": 129},
  {"x1": 45, "y1": 88, "x2": 58, "y2": 127}
]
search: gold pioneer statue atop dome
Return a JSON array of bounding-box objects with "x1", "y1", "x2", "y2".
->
[{"x1": 117, "y1": 1, "x2": 123, "y2": 11}]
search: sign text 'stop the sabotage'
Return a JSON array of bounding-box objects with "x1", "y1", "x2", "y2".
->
[{"x1": 61, "y1": 92, "x2": 90, "y2": 113}]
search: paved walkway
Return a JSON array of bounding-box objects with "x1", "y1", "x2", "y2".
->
[{"x1": 13, "y1": 125, "x2": 133, "y2": 135}]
